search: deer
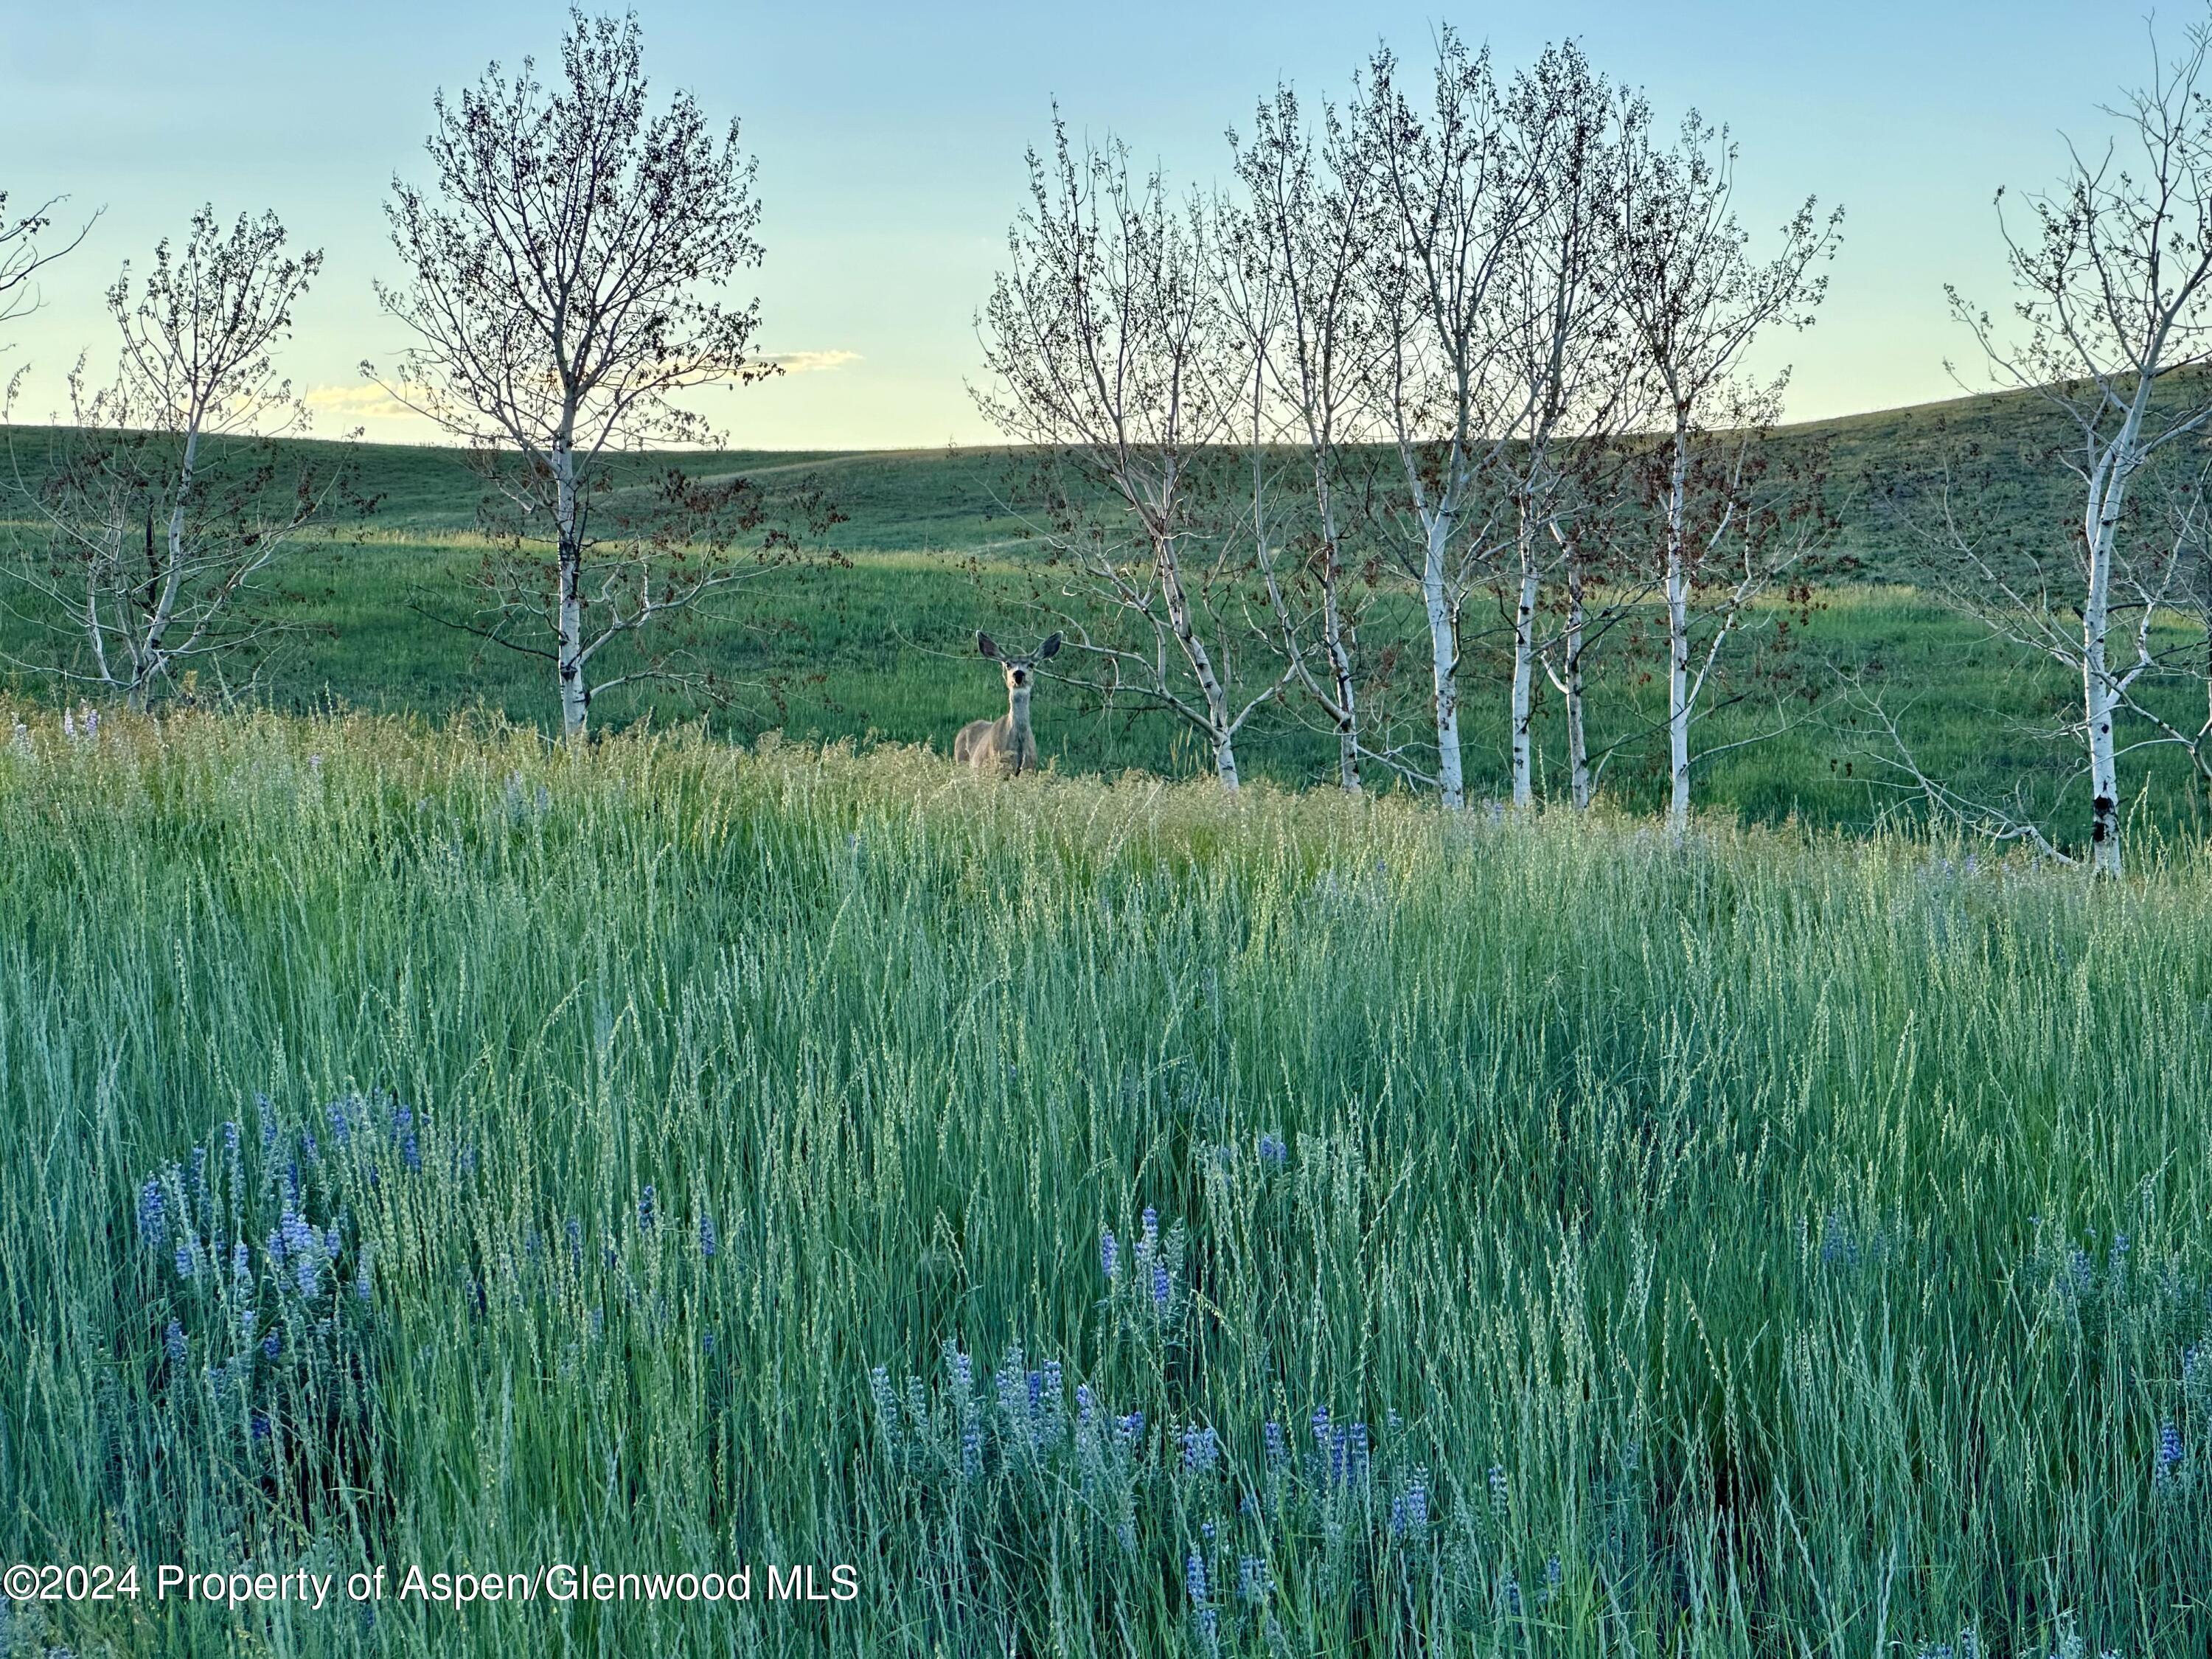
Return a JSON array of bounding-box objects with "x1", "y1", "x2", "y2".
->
[{"x1": 954, "y1": 630, "x2": 1061, "y2": 775}]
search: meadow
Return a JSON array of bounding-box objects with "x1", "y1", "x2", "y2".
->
[
  {"x1": 1, "y1": 707, "x2": 2208, "y2": 1657},
  {"x1": 4, "y1": 388, "x2": 2211, "y2": 850}
]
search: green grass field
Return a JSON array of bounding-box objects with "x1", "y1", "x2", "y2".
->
[
  {"x1": 4, "y1": 394, "x2": 2212, "y2": 1655},
  {"x1": 2, "y1": 712, "x2": 2208, "y2": 1656},
  {"x1": 4, "y1": 388, "x2": 2209, "y2": 854}
]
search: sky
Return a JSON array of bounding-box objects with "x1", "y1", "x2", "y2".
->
[{"x1": 0, "y1": 1, "x2": 2177, "y2": 449}]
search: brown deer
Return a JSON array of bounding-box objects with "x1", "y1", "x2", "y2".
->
[{"x1": 954, "y1": 631, "x2": 1061, "y2": 774}]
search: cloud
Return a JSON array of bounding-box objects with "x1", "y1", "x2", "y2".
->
[
  {"x1": 762, "y1": 349, "x2": 861, "y2": 375},
  {"x1": 301, "y1": 382, "x2": 432, "y2": 422}
]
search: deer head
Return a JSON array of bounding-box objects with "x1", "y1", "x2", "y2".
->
[{"x1": 976, "y1": 630, "x2": 1062, "y2": 698}]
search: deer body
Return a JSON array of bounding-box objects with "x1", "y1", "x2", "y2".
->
[{"x1": 955, "y1": 631, "x2": 1060, "y2": 776}]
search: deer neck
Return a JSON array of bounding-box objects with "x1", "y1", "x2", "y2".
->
[{"x1": 1005, "y1": 686, "x2": 1032, "y2": 736}]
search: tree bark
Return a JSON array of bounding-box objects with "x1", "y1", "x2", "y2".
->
[
  {"x1": 1664, "y1": 424, "x2": 1692, "y2": 832},
  {"x1": 1155, "y1": 526, "x2": 1240, "y2": 790},
  {"x1": 552, "y1": 430, "x2": 589, "y2": 740},
  {"x1": 2081, "y1": 429, "x2": 2139, "y2": 877},
  {"x1": 1315, "y1": 481, "x2": 1361, "y2": 794},
  {"x1": 1509, "y1": 502, "x2": 1541, "y2": 808},
  {"x1": 1562, "y1": 546, "x2": 1590, "y2": 810},
  {"x1": 1422, "y1": 512, "x2": 1464, "y2": 811}
]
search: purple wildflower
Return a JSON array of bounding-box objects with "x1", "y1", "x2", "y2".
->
[
  {"x1": 136, "y1": 1179, "x2": 167, "y2": 1251},
  {"x1": 1181, "y1": 1424, "x2": 1220, "y2": 1472},
  {"x1": 1238, "y1": 1555, "x2": 1268, "y2": 1602}
]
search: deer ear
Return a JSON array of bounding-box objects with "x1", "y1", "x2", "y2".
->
[
  {"x1": 975, "y1": 631, "x2": 999, "y2": 659},
  {"x1": 1039, "y1": 632, "x2": 1062, "y2": 659}
]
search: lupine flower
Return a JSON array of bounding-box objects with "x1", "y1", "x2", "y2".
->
[
  {"x1": 1489, "y1": 1464, "x2": 1509, "y2": 1512},
  {"x1": 137, "y1": 1180, "x2": 167, "y2": 1251},
  {"x1": 1264, "y1": 1420, "x2": 1287, "y2": 1469},
  {"x1": 2067, "y1": 1248, "x2": 2094, "y2": 1295},
  {"x1": 1543, "y1": 1555, "x2": 1563, "y2": 1603},
  {"x1": 1185, "y1": 1551, "x2": 1208, "y2": 1604},
  {"x1": 262, "y1": 1329, "x2": 282, "y2": 1361},
  {"x1": 1390, "y1": 1468, "x2": 1429, "y2": 1537},
  {"x1": 232, "y1": 1242, "x2": 250, "y2": 1281},
  {"x1": 1151, "y1": 1262, "x2": 1172, "y2": 1313},
  {"x1": 163, "y1": 1321, "x2": 187, "y2": 1365},
  {"x1": 961, "y1": 1416, "x2": 982, "y2": 1481},
  {"x1": 354, "y1": 1251, "x2": 372, "y2": 1303},
  {"x1": 1116, "y1": 1410, "x2": 1144, "y2": 1444},
  {"x1": 1238, "y1": 1556, "x2": 1268, "y2": 1603},
  {"x1": 1141, "y1": 1207, "x2": 1158, "y2": 1248},
  {"x1": 698, "y1": 1214, "x2": 719, "y2": 1259},
  {"x1": 395, "y1": 1107, "x2": 420, "y2": 1174},
  {"x1": 637, "y1": 1186, "x2": 657, "y2": 1233},
  {"x1": 250, "y1": 1410, "x2": 271, "y2": 1443},
  {"x1": 173, "y1": 1241, "x2": 195, "y2": 1280},
  {"x1": 1181, "y1": 1424, "x2": 1220, "y2": 1473},
  {"x1": 1258, "y1": 1133, "x2": 1287, "y2": 1167},
  {"x1": 2158, "y1": 1419, "x2": 2185, "y2": 1473},
  {"x1": 1100, "y1": 1228, "x2": 1119, "y2": 1279}
]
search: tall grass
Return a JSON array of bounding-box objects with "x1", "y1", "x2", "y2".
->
[{"x1": 1, "y1": 706, "x2": 2207, "y2": 1655}]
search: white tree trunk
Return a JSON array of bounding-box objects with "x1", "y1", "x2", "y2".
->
[
  {"x1": 2081, "y1": 431, "x2": 2140, "y2": 877},
  {"x1": 1509, "y1": 508, "x2": 1541, "y2": 809},
  {"x1": 1422, "y1": 514, "x2": 1464, "y2": 811},
  {"x1": 131, "y1": 425, "x2": 201, "y2": 712},
  {"x1": 1155, "y1": 529, "x2": 1240, "y2": 791},
  {"x1": 1317, "y1": 501, "x2": 1360, "y2": 794},
  {"x1": 1664, "y1": 431, "x2": 1693, "y2": 832},
  {"x1": 552, "y1": 431, "x2": 588, "y2": 740},
  {"x1": 1562, "y1": 554, "x2": 1590, "y2": 811},
  {"x1": 1214, "y1": 734, "x2": 1242, "y2": 790}
]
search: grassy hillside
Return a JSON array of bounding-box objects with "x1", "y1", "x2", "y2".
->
[
  {"x1": 3, "y1": 388, "x2": 2202, "y2": 850},
  {"x1": 3, "y1": 709, "x2": 2207, "y2": 1656}
]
